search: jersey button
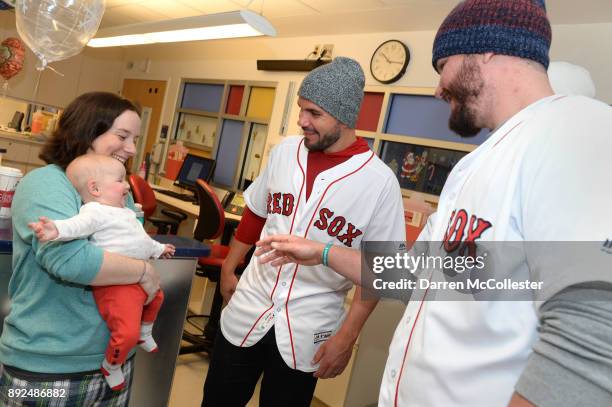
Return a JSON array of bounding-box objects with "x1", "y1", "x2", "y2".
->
[
  {"x1": 276, "y1": 307, "x2": 282, "y2": 313},
  {"x1": 391, "y1": 369, "x2": 397, "y2": 378},
  {"x1": 282, "y1": 282, "x2": 287, "y2": 287}
]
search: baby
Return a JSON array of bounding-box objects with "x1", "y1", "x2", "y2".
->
[{"x1": 29, "y1": 154, "x2": 175, "y2": 391}]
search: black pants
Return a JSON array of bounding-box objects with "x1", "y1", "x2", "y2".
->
[{"x1": 202, "y1": 328, "x2": 318, "y2": 407}]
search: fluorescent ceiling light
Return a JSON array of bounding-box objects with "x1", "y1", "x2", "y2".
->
[{"x1": 88, "y1": 10, "x2": 276, "y2": 48}]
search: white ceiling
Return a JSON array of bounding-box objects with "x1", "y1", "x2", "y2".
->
[{"x1": 100, "y1": 0, "x2": 612, "y2": 36}]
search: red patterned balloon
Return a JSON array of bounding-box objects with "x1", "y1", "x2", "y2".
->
[{"x1": 0, "y1": 37, "x2": 25, "y2": 80}]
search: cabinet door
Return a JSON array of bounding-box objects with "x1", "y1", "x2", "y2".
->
[
  {"x1": 212, "y1": 120, "x2": 244, "y2": 188},
  {"x1": 27, "y1": 144, "x2": 45, "y2": 167},
  {"x1": 0, "y1": 139, "x2": 29, "y2": 165},
  {"x1": 239, "y1": 123, "x2": 267, "y2": 189},
  {"x1": 176, "y1": 113, "x2": 217, "y2": 150}
]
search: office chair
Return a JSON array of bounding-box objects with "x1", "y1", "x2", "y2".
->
[
  {"x1": 128, "y1": 174, "x2": 188, "y2": 235},
  {"x1": 180, "y1": 179, "x2": 248, "y2": 355}
]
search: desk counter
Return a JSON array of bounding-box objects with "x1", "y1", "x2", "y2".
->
[
  {"x1": 0, "y1": 221, "x2": 209, "y2": 257},
  {"x1": 152, "y1": 184, "x2": 242, "y2": 223},
  {"x1": 0, "y1": 220, "x2": 209, "y2": 407}
]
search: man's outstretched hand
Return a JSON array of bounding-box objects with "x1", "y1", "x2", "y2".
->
[{"x1": 255, "y1": 235, "x2": 325, "y2": 267}]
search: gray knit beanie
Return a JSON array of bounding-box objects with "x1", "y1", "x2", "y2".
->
[{"x1": 298, "y1": 57, "x2": 365, "y2": 128}]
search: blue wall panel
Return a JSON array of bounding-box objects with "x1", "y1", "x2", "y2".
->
[
  {"x1": 213, "y1": 119, "x2": 244, "y2": 188},
  {"x1": 181, "y1": 83, "x2": 224, "y2": 112},
  {"x1": 384, "y1": 94, "x2": 489, "y2": 145}
]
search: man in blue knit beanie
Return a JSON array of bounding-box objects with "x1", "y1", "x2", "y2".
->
[
  {"x1": 380, "y1": 1, "x2": 612, "y2": 406},
  {"x1": 431, "y1": 0, "x2": 552, "y2": 137}
]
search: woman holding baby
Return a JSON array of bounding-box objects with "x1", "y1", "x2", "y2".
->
[{"x1": 0, "y1": 92, "x2": 159, "y2": 405}]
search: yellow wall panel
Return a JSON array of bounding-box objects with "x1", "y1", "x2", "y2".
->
[{"x1": 246, "y1": 87, "x2": 275, "y2": 120}]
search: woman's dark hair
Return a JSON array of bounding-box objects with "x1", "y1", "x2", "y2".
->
[{"x1": 40, "y1": 92, "x2": 141, "y2": 170}]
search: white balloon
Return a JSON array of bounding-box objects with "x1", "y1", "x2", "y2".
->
[
  {"x1": 15, "y1": 0, "x2": 105, "y2": 69},
  {"x1": 548, "y1": 61, "x2": 596, "y2": 98}
]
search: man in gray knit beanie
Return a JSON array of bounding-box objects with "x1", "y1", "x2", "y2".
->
[
  {"x1": 298, "y1": 57, "x2": 364, "y2": 128},
  {"x1": 204, "y1": 56, "x2": 406, "y2": 406},
  {"x1": 296, "y1": 56, "x2": 365, "y2": 151}
]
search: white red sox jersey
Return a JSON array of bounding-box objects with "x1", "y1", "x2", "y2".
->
[
  {"x1": 54, "y1": 201, "x2": 166, "y2": 260},
  {"x1": 379, "y1": 95, "x2": 612, "y2": 406},
  {"x1": 221, "y1": 136, "x2": 406, "y2": 371}
]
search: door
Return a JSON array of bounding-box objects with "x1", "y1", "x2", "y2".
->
[
  {"x1": 130, "y1": 106, "x2": 152, "y2": 174},
  {"x1": 121, "y1": 79, "x2": 167, "y2": 171}
]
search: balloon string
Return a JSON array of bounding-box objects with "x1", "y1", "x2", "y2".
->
[
  {"x1": 47, "y1": 65, "x2": 65, "y2": 77},
  {"x1": 32, "y1": 69, "x2": 43, "y2": 101},
  {"x1": 31, "y1": 61, "x2": 64, "y2": 101}
]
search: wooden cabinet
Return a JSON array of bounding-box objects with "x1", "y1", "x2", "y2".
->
[
  {"x1": 0, "y1": 131, "x2": 45, "y2": 174},
  {"x1": 171, "y1": 79, "x2": 276, "y2": 190}
]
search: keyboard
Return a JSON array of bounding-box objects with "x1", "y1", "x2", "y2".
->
[{"x1": 154, "y1": 189, "x2": 197, "y2": 203}]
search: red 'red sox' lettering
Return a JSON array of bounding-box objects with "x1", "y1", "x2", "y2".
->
[
  {"x1": 267, "y1": 192, "x2": 295, "y2": 216},
  {"x1": 314, "y1": 208, "x2": 362, "y2": 247},
  {"x1": 443, "y1": 209, "x2": 492, "y2": 257}
]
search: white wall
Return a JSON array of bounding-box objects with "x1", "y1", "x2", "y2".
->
[{"x1": 550, "y1": 23, "x2": 612, "y2": 101}]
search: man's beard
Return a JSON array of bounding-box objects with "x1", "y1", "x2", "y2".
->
[
  {"x1": 303, "y1": 124, "x2": 342, "y2": 151},
  {"x1": 446, "y1": 57, "x2": 485, "y2": 137}
]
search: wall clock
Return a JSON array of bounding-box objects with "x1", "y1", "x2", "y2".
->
[{"x1": 370, "y1": 39, "x2": 410, "y2": 84}]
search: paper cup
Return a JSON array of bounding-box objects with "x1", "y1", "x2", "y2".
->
[{"x1": 0, "y1": 166, "x2": 23, "y2": 218}]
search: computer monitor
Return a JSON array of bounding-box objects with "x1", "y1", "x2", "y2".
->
[{"x1": 175, "y1": 154, "x2": 216, "y2": 190}]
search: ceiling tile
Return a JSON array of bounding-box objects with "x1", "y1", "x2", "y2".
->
[
  {"x1": 100, "y1": 5, "x2": 144, "y2": 27},
  {"x1": 98, "y1": 0, "x2": 612, "y2": 36},
  {"x1": 104, "y1": 0, "x2": 142, "y2": 7},
  {"x1": 256, "y1": 0, "x2": 318, "y2": 18},
  {"x1": 230, "y1": 0, "x2": 251, "y2": 7},
  {"x1": 139, "y1": 0, "x2": 202, "y2": 19},
  {"x1": 110, "y1": 3, "x2": 168, "y2": 23},
  {"x1": 300, "y1": 0, "x2": 384, "y2": 13},
  {"x1": 175, "y1": 0, "x2": 240, "y2": 14}
]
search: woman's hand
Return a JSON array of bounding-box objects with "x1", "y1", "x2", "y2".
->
[
  {"x1": 139, "y1": 261, "x2": 161, "y2": 304},
  {"x1": 255, "y1": 235, "x2": 326, "y2": 267}
]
